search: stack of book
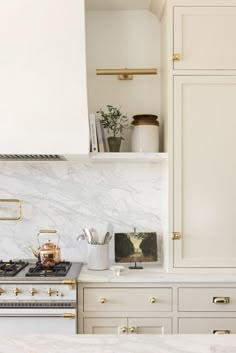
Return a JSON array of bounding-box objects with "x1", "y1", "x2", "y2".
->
[{"x1": 89, "y1": 113, "x2": 108, "y2": 153}]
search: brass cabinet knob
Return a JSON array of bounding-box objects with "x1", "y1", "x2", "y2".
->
[
  {"x1": 100, "y1": 298, "x2": 106, "y2": 304},
  {"x1": 213, "y1": 297, "x2": 230, "y2": 304},
  {"x1": 172, "y1": 53, "x2": 181, "y2": 61},
  {"x1": 149, "y1": 297, "x2": 157, "y2": 303},
  {"x1": 29, "y1": 288, "x2": 38, "y2": 296},
  {"x1": 129, "y1": 327, "x2": 136, "y2": 333},
  {"x1": 120, "y1": 327, "x2": 127, "y2": 334},
  {"x1": 213, "y1": 330, "x2": 230, "y2": 334},
  {"x1": 0, "y1": 288, "x2": 5, "y2": 296},
  {"x1": 12, "y1": 288, "x2": 21, "y2": 296},
  {"x1": 47, "y1": 288, "x2": 58, "y2": 297}
]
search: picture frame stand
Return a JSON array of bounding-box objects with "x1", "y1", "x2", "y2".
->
[{"x1": 129, "y1": 262, "x2": 143, "y2": 270}]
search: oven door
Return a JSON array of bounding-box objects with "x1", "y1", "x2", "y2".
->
[{"x1": 0, "y1": 308, "x2": 76, "y2": 334}]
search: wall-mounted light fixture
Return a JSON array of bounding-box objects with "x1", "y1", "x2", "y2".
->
[{"x1": 96, "y1": 68, "x2": 158, "y2": 80}]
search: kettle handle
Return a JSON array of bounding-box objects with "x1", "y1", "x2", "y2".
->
[{"x1": 37, "y1": 230, "x2": 60, "y2": 247}]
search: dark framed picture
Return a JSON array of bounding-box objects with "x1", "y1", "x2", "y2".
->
[{"x1": 115, "y1": 232, "x2": 158, "y2": 263}]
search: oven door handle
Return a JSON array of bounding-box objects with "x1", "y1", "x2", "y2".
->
[{"x1": 0, "y1": 313, "x2": 76, "y2": 318}]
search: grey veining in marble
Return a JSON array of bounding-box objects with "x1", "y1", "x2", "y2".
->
[
  {"x1": 0, "y1": 335, "x2": 236, "y2": 353},
  {"x1": 0, "y1": 161, "x2": 166, "y2": 264}
]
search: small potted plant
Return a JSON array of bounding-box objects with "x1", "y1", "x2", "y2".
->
[{"x1": 97, "y1": 105, "x2": 129, "y2": 152}]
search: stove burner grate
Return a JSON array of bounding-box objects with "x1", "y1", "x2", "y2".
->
[
  {"x1": 25, "y1": 261, "x2": 72, "y2": 277},
  {"x1": 0, "y1": 260, "x2": 28, "y2": 277}
]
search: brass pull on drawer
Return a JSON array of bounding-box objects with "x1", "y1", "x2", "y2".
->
[
  {"x1": 213, "y1": 297, "x2": 230, "y2": 304},
  {"x1": 213, "y1": 330, "x2": 230, "y2": 334}
]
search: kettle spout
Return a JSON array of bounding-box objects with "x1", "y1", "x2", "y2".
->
[{"x1": 30, "y1": 246, "x2": 39, "y2": 258}]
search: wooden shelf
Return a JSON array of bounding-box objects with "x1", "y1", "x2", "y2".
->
[{"x1": 89, "y1": 152, "x2": 167, "y2": 163}]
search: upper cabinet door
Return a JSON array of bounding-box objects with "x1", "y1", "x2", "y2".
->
[
  {"x1": 173, "y1": 76, "x2": 236, "y2": 268},
  {"x1": 173, "y1": 7, "x2": 236, "y2": 70},
  {"x1": 0, "y1": 0, "x2": 89, "y2": 155}
]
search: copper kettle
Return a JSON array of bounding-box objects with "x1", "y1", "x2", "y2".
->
[{"x1": 31, "y1": 230, "x2": 61, "y2": 267}]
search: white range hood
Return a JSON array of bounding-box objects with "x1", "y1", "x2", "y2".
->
[{"x1": 0, "y1": 0, "x2": 89, "y2": 160}]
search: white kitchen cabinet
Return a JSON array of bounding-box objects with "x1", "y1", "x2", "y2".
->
[
  {"x1": 173, "y1": 7, "x2": 236, "y2": 70},
  {"x1": 0, "y1": 0, "x2": 89, "y2": 156},
  {"x1": 178, "y1": 318, "x2": 236, "y2": 334},
  {"x1": 78, "y1": 283, "x2": 173, "y2": 334},
  {"x1": 84, "y1": 317, "x2": 172, "y2": 334},
  {"x1": 161, "y1": 1, "x2": 236, "y2": 270},
  {"x1": 173, "y1": 76, "x2": 236, "y2": 268},
  {"x1": 78, "y1": 280, "x2": 236, "y2": 334}
]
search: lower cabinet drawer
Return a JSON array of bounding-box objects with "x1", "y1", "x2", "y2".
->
[
  {"x1": 179, "y1": 318, "x2": 236, "y2": 334},
  {"x1": 178, "y1": 288, "x2": 236, "y2": 311},
  {"x1": 83, "y1": 288, "x2": 172, "y2": 312}
]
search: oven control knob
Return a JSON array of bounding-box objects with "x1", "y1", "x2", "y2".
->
[
  {"x1": 0, "y1": 288, "x2": 5, "y2": 296},
  {"x1": 47, "y1": 288, "x2": 58, "y2": 297},
  {"x1": 29, "y1": 288, "x2": 38, "y2": 296},
  {"x1": 12, "y1": 288, "x2": 21, "y2": 296}
]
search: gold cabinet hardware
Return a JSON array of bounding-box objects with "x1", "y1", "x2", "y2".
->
[
  {"x1": 12, "y1": 288, "x2": 21, "y2": 296},
  {"x1": 149, "y1": 297, "x2": 157, "y2": 303},
  {"x1": 213, "y1": 297, "x2": 230, "y2": 304},
  {"x1": 63, "y1": 313, "x2": 75, "y2": 319},
  {"x1": 100, "y1": 298, "x2": 106, "y2": 304},
  {"x1": 120, "y1": 327, "x2": 127, "y2": 334},
  {"x1": 213, "y1": 330, "x2": 230, "y2": 334},
  {"x1": 63, "y1": 279, "x2": 76, "y2": 289},
  {"x1": 172, "y1": 53, "x2": 181, "y2": 61},
  {"x1": 39, "y1": 230, "x2": 57, "y2": 234},
  {"x1": 129, "y1": 327, "x2": 136, "y2": 333},
  {"x1": 29, "y1": 288, "x2": 38, "y2": 296},
  {"x1": 172, "y1": 232, "x2": 182, "y2": 240},
  {"x1": 47, "y1": 288, "x2": 58, "y2": 297},
  {"x1": 0, "y1": 199, "x2": 22, "y2": 220},
  {"x1": 96, "y1": 68, "x2": 158, "y2": 81},
  {"x1": 0, "y1": 288, "x2": 5, "y2": 296}
]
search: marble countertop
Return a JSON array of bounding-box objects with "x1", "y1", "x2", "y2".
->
[
  {"x1": 78, "y1": 265, "x2": 236, "y2": 283},
  {"x1": 1, "y1": 334, "x2": 236, "y2": 353}
]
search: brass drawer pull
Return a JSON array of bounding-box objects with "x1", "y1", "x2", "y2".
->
[
  {"x1": 213, "y1": 330, "x2": 230, "y2": 334},
  {"x1": 149, "y1": 297, "x2": 157, "y2": 303},
  {"x1": 100, "y1": 298, "x2": 106, "y2": 304},
  {"x1": 213, "y1": 297, "x2": 230, "y2": 304}
]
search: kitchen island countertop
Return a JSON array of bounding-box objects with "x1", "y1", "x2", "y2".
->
[{"x1": 1, "y1": 334, "x2": 236, "y2": 353}]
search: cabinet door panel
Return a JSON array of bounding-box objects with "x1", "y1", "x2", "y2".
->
[
  {"x1": 179, "y1": 318, "x2": 236, "y2": 334},
  {"x1": 174, "y1": 76, "x2": 236, "y2": 268},
  {"x1": 128, "y1": 318, "x2": 172, "y2": 334},
  {"x1": 84, "y1": 318, "x2": 127, "y2": 334},
  {"x1": 174, "y1": 7, "x2": 236, "y2": 69}
]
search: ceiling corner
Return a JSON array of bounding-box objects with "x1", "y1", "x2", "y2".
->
[{"x1": 150, "y1": 0, "x2": 166, "y2": 20}]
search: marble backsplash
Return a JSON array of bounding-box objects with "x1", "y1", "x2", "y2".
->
[{"x1": 0, "y1": 161, "x2": 167, "y2": 267}]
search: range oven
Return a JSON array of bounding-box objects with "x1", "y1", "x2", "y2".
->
[{"x1": 0, "y1": 261, "x2": 82, "y2": 334}]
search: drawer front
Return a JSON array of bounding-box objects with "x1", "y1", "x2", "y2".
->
[
  {"x1": 179, "y1": 318, "x2": 236, "y2": 334},
  {"x1": 84, "y1": 288, "x2": 172, "y2": 312},
  {"x1": 179, "y1": 288, "x2": 236, "y2": 312}
]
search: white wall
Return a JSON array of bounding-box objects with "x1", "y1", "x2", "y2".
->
[
  {"x1": 86, "y1": 10, "x2": 161, "y2": 151},
  {"x1": 0, "y1": 162, "x2": 167, "y2": 267}
]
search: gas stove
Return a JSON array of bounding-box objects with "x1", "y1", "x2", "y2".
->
[
  {"x1": 0, "y1": 260, "x2": 83, "y2": 334},
  {"x1": 0, "y1": 260, "x2": 28, "y2": 277}
]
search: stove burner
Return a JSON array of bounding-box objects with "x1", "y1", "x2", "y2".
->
[
  {"x1": 25, "y1": 261, "x2": 72, "y2": 277},
  {"x1": 0, "y1": 260, "x2": 28, "y2": 277}
]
